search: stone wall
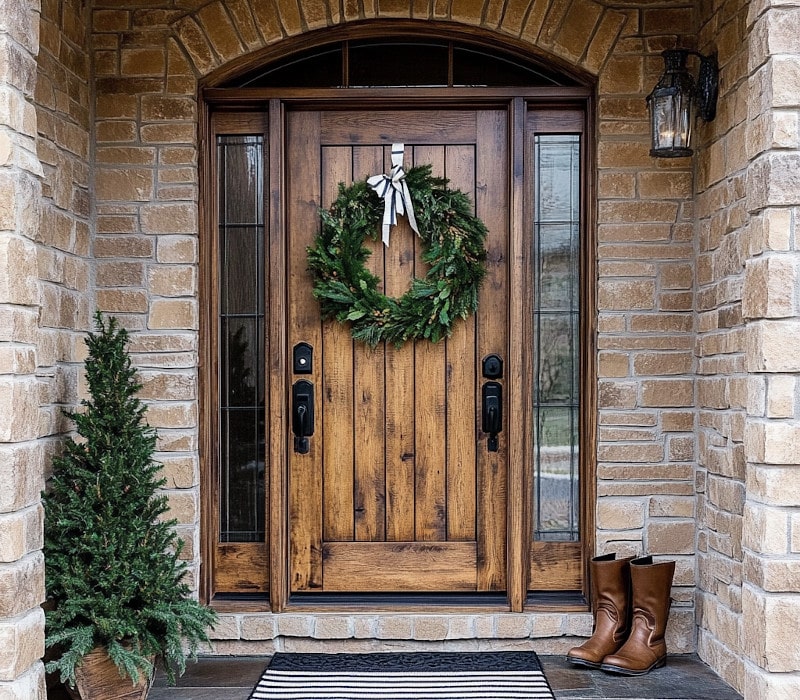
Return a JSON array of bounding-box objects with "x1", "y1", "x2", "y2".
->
[
  {"x1": 694, "y1": 0, "x2": 800, "y2": 693},
  {"x1": 1, "y1": 0, "x2": 45, "y2": 696},
  {"x1": 84, "y1": 0, "x2": 700, "y2": 654},
  {"x1": 693, "y1": 0, "x2": 751, "y2": 691},
  {"x1": 695, "y1": 0, "x2": 800, "y2": 693}
]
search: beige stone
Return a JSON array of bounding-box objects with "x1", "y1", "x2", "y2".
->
[
  {"x1": 597, "y1": 497, "x2": 646, "y2": 530},
  {"x1": 647, "y1": 521, "x2": 695, "y2": 554},
  {"x1": 0, "y1": 552, "x2": 44, "y2": 619},
  {"x1": 0, "y1": 607, "x2": 45, "y2": 685},
  {"x1": 148, "y1": 265, "x2": 196, "y2": 297},
  {"x1": 149, "y1": 299, "x2": 198, "y2": 330}
]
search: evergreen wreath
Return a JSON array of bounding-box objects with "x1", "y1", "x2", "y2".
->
[{"x1": 307, "y1": 164, "x2": 488, "y2": 347}]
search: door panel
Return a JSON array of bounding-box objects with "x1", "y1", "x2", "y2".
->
[{"x1": 286, "y1": 109, "x2": 509, "y2": 594}]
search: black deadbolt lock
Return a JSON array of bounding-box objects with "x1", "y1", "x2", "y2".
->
[
  {"x1": 482, "y1": 354, "x2": 503, "y2": 379},
  {"x1": 293, "y1": 342, "x2": 313, "y2": 374}
]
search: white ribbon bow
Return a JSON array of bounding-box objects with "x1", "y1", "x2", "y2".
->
[{"x1": 367, "y1": 143, "x2": 419, "y2": 247}]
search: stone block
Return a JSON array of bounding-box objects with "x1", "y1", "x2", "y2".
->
[
  {"x1": 0, "y1": 378, "x2": 39, "y2": 442},
  {"x1": 95, "y1": 261, "x2": 145, "y2": 288},
  {"x1": 314, "y1": 616, "x2": 353, "y2": 639},
  {"x1": 240, "y1": 614, "x2": 276, "y2": 640},
  {"x1": 641, "y1": 379, "x2": 694, "y2": 408},
  {"x1": 744, "y1": 502, "x2": 789, "y2": 555},
  {"x1": 138, "y1": 371, "x2": 196, "y2": 401},
  {"x1": 163, "y1": 490, "x2": 198, "y2": 525},
  {"x1": 598, "y1": 280, "x2": 655, "y2": 311},
  {"x1": 157, "y1": 455, "x2": 197, "y2": 489},
  {"x1": 633, "y1": 352, "x2": 693, "y2": 376},
  {"x1": 745, "y1": 421, "x2": 800, "y2": 465},
  {"x1": 375, "y1": 616, "x2": 413, "y2": 639},
  {"x1": 144, "y1": 401, "x2": 197, "y2": 429},
  {"x1": 94, "y1": 235, "x2": 154, "y2": 259},
  {"x1": 494, "y1": 614, "x2": 531, "y2": 638},
  {"x1": 0, "y1": 661, "x2": 46, "y2": 699},
  {"x1": 149, "y1": 299, "x2": 198, "y2": 330},
  {"x1": 646, "y1": 521, "x2": 695, "y2": 555},
  {"x1": 207, "y1": 614, "x2": 240, "y2": 640},
  {"x1": 0, "y1": 607, "x2": 44, "y2": 682},
  {"x1": 0, "y1": 234, "x2": 38, "y2": 306},
  {"x1": 0, "y1": 552, "x2": 44, "y2": 618},
  {"x1": 597, "y1": 443, "x2": 664, "y2": 463},
  {"x1": 0, "y1": 505, "x2": 42, "y2": 563},
  {"x1": 276, "y1": 615, "x2": 313, "y2": 637},
  {"x1": 148, "y1": 265, "x2": 195, "y2": 297},
  {"x1": 597, "y1": 497, "x2": 646, "y2": 530},
  {"x1": 743, "y1": 256, "x2": 799, "y2": 319},
  {"x1": 96, "y1": 289, "x2": 148, "y2": 314},
  {"x1": 766, "y1": 375, "x2": 796, "y2": 418},
  {"x1": 412, "y1": 616, "x2": 449, "y2": 641}
]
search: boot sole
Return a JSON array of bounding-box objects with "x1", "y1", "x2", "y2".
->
[
  {"x1": 566, "y1": 656, "x2": 603, "y2": 669},
  {"x1": 600, "y1": 656, "x2": 666, "y2": 676}
]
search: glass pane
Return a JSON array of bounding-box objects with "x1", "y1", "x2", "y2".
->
[
  {"x1": 349, "y1": 41, "x2": 449, "y2": 86},
  {"x1": 220, "y1": 409, "x2": 265, "y2": 542},
  {"x1": 217, "y1": 133, "x2": 266, "y2": 543},
  {"x1": 221, "y1": 226, "x2": 261, "y2": 315},
  {"x1": 535, "y1": 135, "x2": 580, "y2": 222},
  {"x1": 533, "y1": 133, "x2": 580, "y2": 542},
  {"x1": 537, "y1": 223, "x2": 578, "y2": 310},
  {"x1": 219, "y1": 136, "x2": 263, "y2": 225},
  {"x1": 234, "y1": 45, "x2": 343, "y2": 87},
  {"x1": 535, "y1": 407, "x2": 579, "y2": 540},
  {"x1": 453, "y1": 46, "x2": 571, "y2": 87}
]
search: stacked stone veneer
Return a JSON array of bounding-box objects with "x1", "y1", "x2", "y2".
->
[
  {"x1": 83, "y1": 0, "x2": 699, "y2": 657},
  {"x1": 695, "y1": 0, "x2": 800, "y2": 695},
  {"x1": 8, "y1": 0, "x2": 797, "y2": 694},
  {"x1": 2, "y1": 0, "x2": 91, "y2": 696}
]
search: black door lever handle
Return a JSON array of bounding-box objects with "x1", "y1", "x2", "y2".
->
[
  {"x1": 292, "y1": 380, "x2": 314, "y2": 454},
  {"x1": 482, "y1": 381, "x2": 502, "y2": 452}
]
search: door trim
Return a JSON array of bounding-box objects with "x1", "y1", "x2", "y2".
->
[{"x1": 200, "y1": 88, "x2": 595, "y2": 613}]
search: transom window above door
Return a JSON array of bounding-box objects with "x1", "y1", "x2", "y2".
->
[{"x1": 224, "y1": 38, "x2": 582, "y2": 89}]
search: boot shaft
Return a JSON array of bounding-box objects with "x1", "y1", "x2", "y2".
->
[{"x1": 629, "y1": 556, "x2": 675, "y2": 638}]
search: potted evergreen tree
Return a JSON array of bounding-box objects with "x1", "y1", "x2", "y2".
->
[{"x1": 43, "y1": 313, "x2": 216, "y2": 699}]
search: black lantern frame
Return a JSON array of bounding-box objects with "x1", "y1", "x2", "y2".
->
[{"x1": 647, "y1": 49, "x2": 719, "y2": 158}]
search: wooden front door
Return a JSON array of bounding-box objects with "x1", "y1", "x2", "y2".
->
[{"x1": 286, "y1": 108, "x2": 510, "y2": 594}]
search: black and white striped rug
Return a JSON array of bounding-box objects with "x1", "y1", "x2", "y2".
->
[{"x1": 249, "y1": 651, "x2": 555, "y2": 700}]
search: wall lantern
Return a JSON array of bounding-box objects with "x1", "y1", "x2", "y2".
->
[{"x1": 647, "y1": 49, "x2": 719, "y2": 158}]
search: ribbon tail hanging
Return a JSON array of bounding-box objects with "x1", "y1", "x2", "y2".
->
[{"x1": 367, "y1": 143, "x2": 418, "y2": 247}]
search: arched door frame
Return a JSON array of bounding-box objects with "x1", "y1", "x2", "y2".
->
[{"x1": 199, "y1": 25, "x2": 597, "y2": 614}]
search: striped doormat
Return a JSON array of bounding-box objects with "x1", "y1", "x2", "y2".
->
[{"x1": 249, "y1": 651, "x2": 555, "y2": 700}]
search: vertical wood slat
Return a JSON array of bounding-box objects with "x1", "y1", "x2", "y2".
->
[
  {"x1": 287, "y1": 110, "x2": 324, "y2": 591},
  {"x1": 444, "y1": 144, "x2": 477, "y2": 542},
  {"x1": 267, "y1": 100, "x2": 286, "y2": 610},
  {"x1": 475, "y1": 110, "x2": 510, "y2": 591},
  {"x1": 507, "y1": 98, "x2": 529, "y2": 610},
  {"x1": 352, "y1": 146, "x2": 387, "y2": 542},
  {"x1": 321, "y1": 146, "x2": 355, "y2": 542},
  {"x1": 412, "y1": 144, "x2": 448, "y2": 543},
  {"x1": 384, "y1": 149, "x2": 417, "y2": 543}
]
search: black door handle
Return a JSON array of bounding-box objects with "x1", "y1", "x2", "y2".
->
[
  {"x1": 482, "y1": 381, "x2": 502, "y2": 452},
  {"x1": 292, "y1": 380, "x2": 314, "y2": 454}
]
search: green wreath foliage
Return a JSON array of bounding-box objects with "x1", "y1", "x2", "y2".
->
[{"x1": 307, "y1": 165, "x2": 488, "y2": 347}]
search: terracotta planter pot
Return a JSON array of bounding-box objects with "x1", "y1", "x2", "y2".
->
[{"x1": 67, "y1": 646, "x2": 154, "y2": 700}]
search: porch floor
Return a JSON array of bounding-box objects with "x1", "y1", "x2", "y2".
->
[{"x1": 143, "y1": 654, "x2": 742, "y2": 700}]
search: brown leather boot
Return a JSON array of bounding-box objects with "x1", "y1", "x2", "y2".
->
[
  {"x1": 566, "y1": 553, "x2": 634, "y2": 668},
  {"x1": 600, "y1": 556, "x2": 676, "y2": 675}
]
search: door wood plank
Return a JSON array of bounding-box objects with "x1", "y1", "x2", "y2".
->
[
  {"x1": 352, "y1": 146, "x2": 387, "y2": 542},
  {"x1": 320, "y1": 111, "x2": 477, "y2": 145},
  {"x1": 287, "y1": 110, "x2": 324, "y2": 591},
  {"x1": 214, "y1": 543, "x2": 268, "y2": 593},
  {"x1": 412, "y1": 145, "x2": 448, "y2": 543},
  {"x1": 530, "y1": 541, "x2": 583, "y2": 590},
  {"x1": 322, "y1": 542, "x2": 477, "y2": 591},
  {"x1": 475, "y1": 110, "x2": 510, "y2": 591},
  {"x1": 444, "y1": 144, "x2": 477, "y2": 542},
  {"x1": 321, "y1": 146, "x2": 355, "y2": 542},
  {"x1": 384, "y1": 156, "x2": 417, "y2": 542}
]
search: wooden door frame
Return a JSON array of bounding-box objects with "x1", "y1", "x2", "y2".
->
[{"x1": 200, "y1": 87, "x2": 596, "y2": 613}]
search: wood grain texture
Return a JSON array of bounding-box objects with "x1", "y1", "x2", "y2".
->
[
  {"x1": 322, "y1": 542, "x2": 477, "y2": 591},
  {"x1": 213, "y1": 543, "x2": 268, "y2": 593}
]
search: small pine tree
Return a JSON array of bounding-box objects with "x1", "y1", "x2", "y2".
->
[{"x1": 44, "y1": 313, "x2": 216, "y2": 689}]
